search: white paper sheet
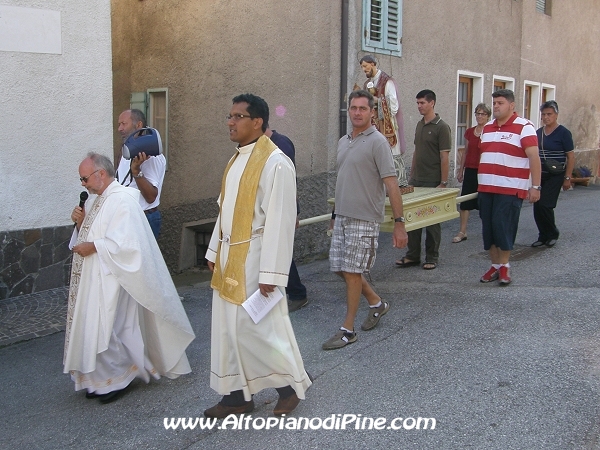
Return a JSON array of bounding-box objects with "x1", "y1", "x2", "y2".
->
[{"x1": 242, "y1": 287, "x2": 284, "y2": 324}]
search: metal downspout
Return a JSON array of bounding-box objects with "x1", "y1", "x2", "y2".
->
[{"x1": 339, "y1": 0, "x2": 349, "y2": 138}]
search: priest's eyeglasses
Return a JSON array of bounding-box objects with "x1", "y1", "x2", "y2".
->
[
  {"x1": 226, "y1": 113, "x2": 254, "y2": 121},
  {"x1": 80, "y1": 169, "x2": 100, "y2": 183}
]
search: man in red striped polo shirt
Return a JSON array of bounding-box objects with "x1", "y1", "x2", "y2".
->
[{"x1": 477, "y1": 89, "x2": 542, "y2": 285}]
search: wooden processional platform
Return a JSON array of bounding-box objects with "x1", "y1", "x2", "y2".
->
[{"x1": 327, "y1": 187, "x2": 461, "y2": 232}]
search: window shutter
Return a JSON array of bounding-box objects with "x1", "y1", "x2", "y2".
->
[
  {"x1": 367, "y1": 0, "x2": 383, "y2": 46},
  {"x1": 536, "y1": 0, "x2": 546, "y2": 13},
  {"x1": 385, "y1": 0, "x2": 400, "y2": 51},
  {"x1": 130, "y1": 92, "x2": 147, "y2": 115},
  {"x1": 362, "y1": 0, "x2": 402, "y2": 56}
]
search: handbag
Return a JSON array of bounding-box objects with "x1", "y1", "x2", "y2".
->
[{"x1": 540, "y1": 132, "x2": 565, "y2": 175}]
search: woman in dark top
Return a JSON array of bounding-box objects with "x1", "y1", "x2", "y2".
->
[
  {"x1": 452, "y1": 103, "x2": 491, "y2": 243},
  {"x1": 531, "y1": 100, "x2": 575, "y2": 248}
]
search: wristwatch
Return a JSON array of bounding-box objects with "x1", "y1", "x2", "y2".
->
[
  {"x1": 394, "y1": 217, "x2": 406, "y2": 223},
  {"x1": 564, "y1": 176, "x2": 571, "y2": 180},
  {"x1": 531, "y1": 185, "x2": 542, "y2": 191},
  {"x1": 134, "y1": 171, "x2": 144, "y2": 179}
]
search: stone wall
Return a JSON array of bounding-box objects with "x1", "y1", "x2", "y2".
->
[
  {"x1": 565, "y1": 104, "x2": 600, "y2": 182},
  {"x1": 294, "y1": 172, "x2": 332, "y2": 263},
  {"x1": 0, "y1": 226, "x2": 73, "y2": 300},
  {"x1": 158, "y1": 171, "x2": 333, "y2": 272}
]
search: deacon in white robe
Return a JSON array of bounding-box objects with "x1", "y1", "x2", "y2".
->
[
  {"x1": 205, "y1": 94, "x2": 311, "y2": 418},
  {"x1": 65, "y1": 153, "x2": 195, "y2": 403}
]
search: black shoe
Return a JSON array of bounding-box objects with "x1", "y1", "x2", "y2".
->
[
  {"x1": 531, "y1": 240, "x2": 545, "y2": 247},
  {"x1": 85, "y1": 391, "x2": 99, "y2": 399},
  {"x1": 288, "y1": 298, "x2": 308, "y2": 312},
  {"x1": 97, "y1": 386, "x2": 129, "y2": 404},
  {"x1": 545, "y1": 239, "x2": 557, "y2": 247}
]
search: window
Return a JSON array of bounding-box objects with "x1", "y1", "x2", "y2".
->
[
  {"x1": 129, "y1": 89, "x2": 169, "y2": 166},
  {"x1": 455, "y1": 71, "x2": 484, "y2": 172},
  {"x1": 362, "y1": 0, "x2": 402, "y2": 56},
  {"x1": 523, "y1": 81, "x2": 541, "y2": 125},
  {"x1": 536, "y1": 0, "x2": 551, "y2": 15},
  {"x1": 456, "y1": 77, "x2": 473, "y2": 150},
  {"x1": 542, "y1": 84, "x2": 556, "y2": 104},
  {"x1": 524, "y1": 85, "x2": 532, "y2": 120},
  {"x1": 492, "y1": 76, "x2": 515, "y2": 94},
  {"x1": 130, "y1": 91, "x2": 146, "y2": 113},
  {"x1": 147, "y1": 89, "x2": 169, "y2": 166}
]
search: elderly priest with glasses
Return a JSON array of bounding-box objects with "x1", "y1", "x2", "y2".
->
[{"x1": 65, "y1": 152, "x2": 195, "y2": 404}]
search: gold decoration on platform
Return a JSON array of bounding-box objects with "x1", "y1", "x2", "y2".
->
[
  {"x1": 381, "y1": 188, "x2": 460, "y2": 232},
  {"x1": 328, "y1": 187, "x2": 460, "y2": 233}
]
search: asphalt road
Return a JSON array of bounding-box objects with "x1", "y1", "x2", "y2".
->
[{"x1": 1, "y1": 184, "x2": 599, "y2": 450}]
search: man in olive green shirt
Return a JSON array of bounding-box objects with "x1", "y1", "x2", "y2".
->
[{"x1": 397, "y1": 90, "x2": 451, "y2": 270}]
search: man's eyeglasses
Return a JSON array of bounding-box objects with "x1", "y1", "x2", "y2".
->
[
  {"x1": 80, "y1": 169, "x2": 100, "y2": 183},
  {"x1": 225, "y1": 113, "x2": 254, "y2": 122}
]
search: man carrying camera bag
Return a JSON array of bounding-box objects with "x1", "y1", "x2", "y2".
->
[{"x1": 116, "y1": 109, "x2": 166, "y2": 238}]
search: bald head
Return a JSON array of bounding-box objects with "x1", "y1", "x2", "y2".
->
[
  {"x1": 118, "y1": 109, "x2": 146, "y2": 142},
  {"x1": 79, "y1": 152, "x2": 114, "y2": 195}
]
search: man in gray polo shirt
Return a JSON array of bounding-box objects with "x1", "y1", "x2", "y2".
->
[
  {"x1": 396, "y1": 89, "x2": 451, "y2": 270},
  {"x1": 323, "y1": 90, "x2": 408, "y2": 350}
]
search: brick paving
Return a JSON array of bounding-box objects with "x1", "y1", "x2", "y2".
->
[
  {"x1": 0, "y1": 287, "x2": 68, "y2": 347},
  {"x1": 0, "y1": 267, "x2": 211, "y2": 348}
]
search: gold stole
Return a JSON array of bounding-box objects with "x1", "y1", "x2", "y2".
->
[
  {"x1": 378, "y1": 98, "x2": 398, "y2": 148},
  {"x1": 211, "y1": 135, "x2": 277, "y2": 305},
  {"x1": 63, "y1": 193, "x2": 106, "y2": 363}
]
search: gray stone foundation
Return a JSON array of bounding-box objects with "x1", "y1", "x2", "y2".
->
[{"x1": 0, "y1": 226, "x2": 74, "y2": 300}]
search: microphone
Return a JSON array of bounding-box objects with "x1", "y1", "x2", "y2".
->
[
  {"x1": 74, "y1": 191, "x2": 89, "y2": 228},
  {"x1": 79, "y1": 191, "x2": 89, "y2": 208}
]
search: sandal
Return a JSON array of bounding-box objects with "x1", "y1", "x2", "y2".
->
[
  {"x1": 395, "y1": 257, "x2": 421, "y2": 268},
  {"x1": 452, "y1": 232, "x2": 467, "y2": 243},
  {"x1": 422, "y1": 262, "x2": 437, "y2": 270}
]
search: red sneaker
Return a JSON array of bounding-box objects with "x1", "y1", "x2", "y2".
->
[
  {"x1": 480, "y1": 267, "x2": 499, "y2": 283},
  {"x1": 498, "y1": 266, "x2": 511, "y2": 285}
]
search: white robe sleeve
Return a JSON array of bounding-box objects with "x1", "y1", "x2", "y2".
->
[
  {"x1": 206, "y1": 194, "x2": 221, "y2": 263},
  {"x1": 385, "y1": 79, "x2": 399, "y2": 116},
  {"x1": 69, "y1": 228, "x2": 78, "y2": 250},
  {"x1": 258, "y1": 156, "x2": 297, "y2": 287}
]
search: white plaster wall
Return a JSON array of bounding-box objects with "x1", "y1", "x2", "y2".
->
[{"x1": 0, "y1": 0, "x2": 113, "y2": 231}]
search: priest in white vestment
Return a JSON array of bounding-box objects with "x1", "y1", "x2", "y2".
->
[
  {"x1": 205, "y1": 94, "x2": 311, "y2": 418},
  {"x1": 65, "y1": 153, "x2": 195, "y2": 403}
]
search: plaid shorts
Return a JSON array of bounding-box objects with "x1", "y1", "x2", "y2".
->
[{"x1": 330, "y1": 215, "x2": 380, "y2": 273}]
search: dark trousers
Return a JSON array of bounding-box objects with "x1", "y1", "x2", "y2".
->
[
  {"x1": 533, "y1": 172, "x2": 564, "y2": 242},
  {"x1": 287, "y1": 260, "x2": 307, "y2": 301},
  {"x1": 406, "y1": 224, "x2": 442, "y2": 263},
  {"x1": 145, "y1": 210, "x2": 161, "y2": 238},
  {"x1": 221, "y1": 386, "x2": 295, "y2": 406},
  {"x1": 405, "y1": 179, "x2": 441, "y2": 263}
]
